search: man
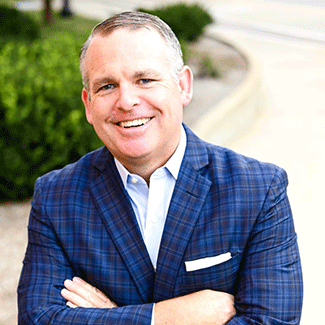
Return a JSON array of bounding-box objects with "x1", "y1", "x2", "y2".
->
[{"x1": 18, "y1": 11, "x2": 303, "y2": 324}]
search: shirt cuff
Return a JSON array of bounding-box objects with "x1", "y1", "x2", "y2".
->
[{"x1": 151, "y1": 303, "x2": 155, "y2": 325}]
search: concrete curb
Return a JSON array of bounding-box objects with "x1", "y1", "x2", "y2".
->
[{"x1": 191, "y1": 29, "x2": 265, "y2": 146}]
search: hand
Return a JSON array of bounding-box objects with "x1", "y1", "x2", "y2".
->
[
  {"x1": 155, "y1": 289, "x2": 236, "y2": 325},
  {"x1": 61, "y1": 277, "x2": 117, "y2": 309}
]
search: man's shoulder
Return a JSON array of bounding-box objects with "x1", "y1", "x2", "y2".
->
[
  {"x1": 208, "y1": 142, "x2": 287, "y2": 188},
  {"x1": 35, "y1": 146, "x2": 110, "y2": 192},
  {"x1": 185, "y1": 126, "x2": 287, "y2": 185}
]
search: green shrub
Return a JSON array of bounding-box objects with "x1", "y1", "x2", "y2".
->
[
  {"x1": 197, "y1": 55, "x2": 221, "y2": 78},
  {"x1": 138, "y1": 3, "x2": 214, "y2": 42},
  {"x1": 0, "y1": 34, "x2": 102, "y2": 201},
  {"x1": 178, "y1": 37, "x2": 189, "y2": 63},
  {"x1": 0, "y1": 4, "x2": 40, "y2": 43}
]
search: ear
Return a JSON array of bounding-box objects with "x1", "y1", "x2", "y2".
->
[
  {"x1": 82, "y1": 88, "x2": 93, "y2": 125},
  {"x1": 178, "y1": 66, "x2": 193, "y2": 107}
]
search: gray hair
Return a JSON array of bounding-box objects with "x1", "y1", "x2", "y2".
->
[{"x1": 79, "y1": 11, "x2": 184, "y2": 91}]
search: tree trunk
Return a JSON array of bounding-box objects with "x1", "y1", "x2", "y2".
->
[
  {"x1": 61, "y1": 0, "x2": 73, "y2": 17},
  {"x1": 44, "y1": 0, "x2": 52, "y2": 25}
]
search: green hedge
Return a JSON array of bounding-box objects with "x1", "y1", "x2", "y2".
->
[
  {"x1": 0, "y1": 4, "x2": 40, "y2": 44},
  {"x1": 138, "y1": 3, "x2": 214, "y2": 42},
  {"x1": 0, "y1": 34, "x2": 102, "y2": 201},
  {"x1": 0, "y1": 3, "x2": 214, "y2": 201}
]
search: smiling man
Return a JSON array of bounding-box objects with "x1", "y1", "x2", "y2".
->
[
  {"x1": 81, "y1": 26, "x2": 190, "y2": 183},
  {"x1": 18, "y1": 11, "x2": 303, "y2": 325}
]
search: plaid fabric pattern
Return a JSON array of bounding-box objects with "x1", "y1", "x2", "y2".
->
[{"x1": 18, "y1": 124, "x2": 303, "y2": 324}]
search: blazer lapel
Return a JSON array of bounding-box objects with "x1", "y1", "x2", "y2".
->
[
  {"x1": 153, "y1": 127, "x2": 212, "y2": 301},
  {"x1": 88, "y1": 148, "x2": 155, "y2": 303}
]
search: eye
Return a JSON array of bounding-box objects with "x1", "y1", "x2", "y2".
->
[
  {"x1": 139, "y1": 79, "x2": 153, "y2": 85},
  {"x1": 99, "y1": 84, "x2": 114, "y2": 92}
]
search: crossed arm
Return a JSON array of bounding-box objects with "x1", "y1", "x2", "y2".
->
[
  {"x1": 18, "y1": 180, "x2": 235, "y2": 324},
  {"x1": 18, "y1": 168, "x2": 303, "y2": 324},
  {"x1": 61, "y1": 277, "x2": 236, "y2": 325}
]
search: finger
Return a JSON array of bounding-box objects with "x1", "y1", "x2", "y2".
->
[
  {"x1": 61, "y1": 288, "x2": 93, "y2": 308},
  {"x1": 63, "y1": 279, "x2": 116, "y2": 308},
  {"x1": 66, "y1": 301, "x2": 78, "y2": 308},
  {"x1": 72, "y1": 277, "x2": 111, "y2": 304},
  {"x1": 63, "y1": 279, "x2": 103, "y2": 307}
]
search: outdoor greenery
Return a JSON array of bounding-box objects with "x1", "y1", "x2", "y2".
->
[
  {"x1": 197, "y1": 55, "x2": 222, "y2": 78},
  {"x1": 0, "y1": 5, "x2": 102, "y2": 201},
  {"x1": 0, "y1": 4, "x2": 40, "y2": 44},
  {"x1": 0, "y1": 2, "x2": 217, "y2": 201},
  {"x1": 138, "y1": 3, "x2": 217, "y2": 75},
  {"x1": 138, "y1": 3, "x2": 214, "y2": 42}
]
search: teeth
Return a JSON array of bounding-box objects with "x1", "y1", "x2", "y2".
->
[{"x1": 119, "y1": 118, "x2": 151, "y2": 128}]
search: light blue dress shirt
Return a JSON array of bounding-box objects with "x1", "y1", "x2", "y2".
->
[
  {"x1": 115, "y1": 126, "x2": 187, "y2": 269},
  {"x1": 115, "y1": 126, "x2": 187, "y2": 324}
]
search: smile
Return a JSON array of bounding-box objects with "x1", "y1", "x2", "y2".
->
[{"x1": 118, "y1": 118, "x2": 151, "y2": 128}]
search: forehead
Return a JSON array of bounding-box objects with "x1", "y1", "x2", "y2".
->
[
  {"x1": 87, "y1": 27, "x2": 168, "y2": 62},
  {"x1": 84, "y1": 27, "x2": 172, "y2": 82}
]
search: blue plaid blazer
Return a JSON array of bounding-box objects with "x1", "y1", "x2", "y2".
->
[{"x1": 18, "y1": 125, "x2": 303, "y2": 324}]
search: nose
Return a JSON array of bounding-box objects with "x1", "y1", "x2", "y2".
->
[{"x1": 116, "y1": 83, "x2": 140, "y2": 111}]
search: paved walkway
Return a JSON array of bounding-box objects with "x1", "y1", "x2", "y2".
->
[
  {"x1": 225, "y1": 33, "x2": 324, "y2": 325},
  {"x1": 205, "y1": 2, "x2": 325, "y2": 324}
]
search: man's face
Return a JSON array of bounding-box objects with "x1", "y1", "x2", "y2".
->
[{"x1": 82, "y1": 27, "x2": 192, "y2": 170}]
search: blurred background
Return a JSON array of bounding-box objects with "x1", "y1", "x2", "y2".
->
[{"x1": 0, "y1": 0, "x2": 324, "y2": 324}]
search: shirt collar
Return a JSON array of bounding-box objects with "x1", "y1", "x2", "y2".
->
[
  {"x1": 115, "y1": 125, "x2": 187, "y2": 186},
  {"x1": 164, "y1": 125, "x2": 187, "y2": 180}
]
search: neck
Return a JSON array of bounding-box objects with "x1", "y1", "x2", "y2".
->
[
  {"x1": 118, "y1": 148, "x2": 176, "y2": 185},
  {"x1": 114, "y1": 127, "x2": 184, "y2": 184}
]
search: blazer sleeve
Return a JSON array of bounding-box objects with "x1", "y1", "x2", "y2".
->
[
  {"x1": 228, "y1": 167, "x2": 303, "y2": 324},
  {"x1": 17, "y1": 177, "x2": 153, "y2": 325}
]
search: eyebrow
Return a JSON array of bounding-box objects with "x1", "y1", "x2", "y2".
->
[{"x1": 133, "y1": 70, "x2": 162, "y2": 79}]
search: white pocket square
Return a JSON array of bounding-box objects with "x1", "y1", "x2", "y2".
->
[{"x1": 185, "y1": 252, "x2": 232, "y2": 272}]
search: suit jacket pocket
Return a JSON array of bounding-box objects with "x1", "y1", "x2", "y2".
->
[{"x1": 174, "y1": 252, "x2": 241, "y2": 296}]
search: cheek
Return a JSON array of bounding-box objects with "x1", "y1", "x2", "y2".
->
[
  {"x1": 147, "y1": 88, "x2": 182, "y2": 113},
  {"x1": 90, "y1": 98, "x2": 114, "y2": 122}
]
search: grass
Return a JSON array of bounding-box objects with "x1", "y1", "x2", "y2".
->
[
  {"x1": 0, "y1": 0, "x2": 100, "y2": 41},
  {"x1": 1, "y1": 1, "x2": 223, "y2": 78},
  {"x1": 29, "y1": 11, "x2": 100, "y2": 40}
]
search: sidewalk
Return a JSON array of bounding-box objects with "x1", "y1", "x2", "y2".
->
[
  {"x1": 207, "y1": 0, "x2": 325, "y2": 43},
  {"x1": 206, "y1": 4, "x2": 325, "y2": 325}
]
